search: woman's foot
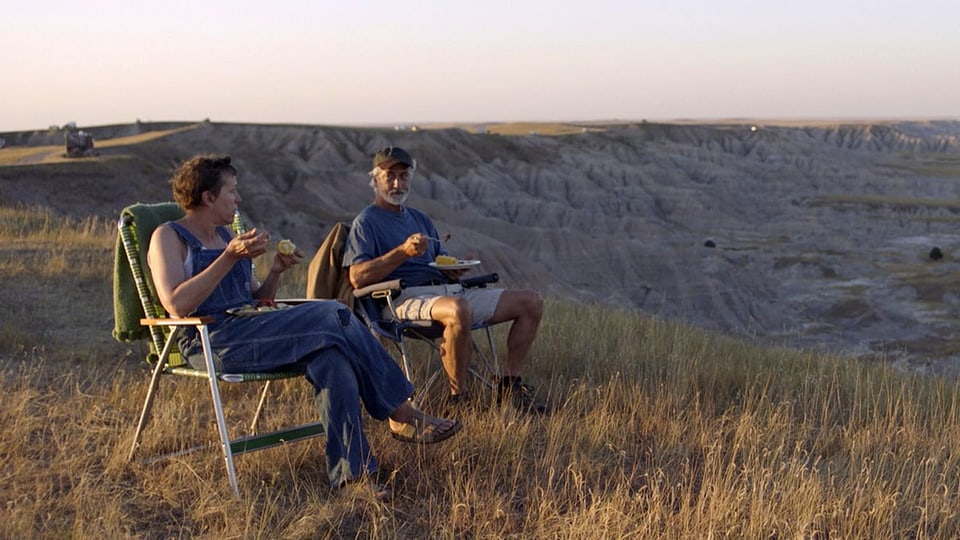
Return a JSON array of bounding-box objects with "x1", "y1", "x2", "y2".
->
[
  {"x1": 338, "y1": 475, "x2": 393, "y2": 502},
  {"x1": 370, "y1": 482, "x2": 393, "y2": 502},
  {"x1": 388, "y1": 404, "x2": 462, "y2": 444}
]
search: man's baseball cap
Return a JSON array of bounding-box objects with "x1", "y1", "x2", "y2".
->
[{"x1": 373, "y1": 146, "x2": 415, "y2": 169}]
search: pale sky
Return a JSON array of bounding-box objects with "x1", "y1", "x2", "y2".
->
[{"x1": 2, "y1": 0, "x2": 958, "y2": 131}]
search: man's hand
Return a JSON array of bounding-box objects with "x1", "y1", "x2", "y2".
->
[
  {"x1": 442, "y1": 268, "x2": 469, "y2": 281},
  {"x1": 402, "y1": 233, "x2": 429, "y2": 258}
]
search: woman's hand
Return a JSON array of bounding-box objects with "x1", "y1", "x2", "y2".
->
[
  {"x1": 250, "y1": 234, "x2": 301, "y2": 301},
  {"x1": 227, "y1": 228, "x2": 270, "y2": 259},
  {"x1": 270, "y1": 248, "x2": 303, "y2": 274}
]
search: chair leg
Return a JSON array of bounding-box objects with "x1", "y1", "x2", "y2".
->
[
  {"x1": 128, "y1": 327, "x2": 180, "y2": 462},
  {"x1": 399, "y1": 338, "x2": 445, "y2": 404},
  {"x1": 396, "y1": 340, "x2": 414, "y2": 382},
  {"x1": 482, "y1": 326, "x2": 498, "y2": 370},
  {"x1": 401, "y1": 327, "x2": 502, "y2": 404},
  {"x1": 469, "y1": 326, "x2": 500, "y2": 388},
  {"x1": 127, "y1": 355, "x2": 168, "y2": 462},
  {"x1": 198, "y1": 325, "x2": 240, "y2": 498},
  {"x1": 250, "y1": 381, "x2": 272, "y2": 434}
]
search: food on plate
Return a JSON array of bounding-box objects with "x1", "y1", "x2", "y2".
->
[
  {"x1": 435, "y1": 255, "x2": 458, "y2": 265},
  {"x1": 277, "y1": 239, "x2": 297, "y2": 255}
]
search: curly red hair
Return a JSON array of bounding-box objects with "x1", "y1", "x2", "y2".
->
[{"x1": 170, "y1": 154, "x2": 237, "y2": 210}]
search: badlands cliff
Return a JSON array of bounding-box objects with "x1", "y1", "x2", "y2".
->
[{"x1": 3, "y1": 119, "x2": 960, "y2": 374}]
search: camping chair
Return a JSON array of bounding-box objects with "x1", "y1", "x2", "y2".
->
[
  {"x1": 113, "y1": 202, "x2": 324, "y2": 497},
  {"x1": 306, "y1": 222, "x2": 501, "y2": 406}
]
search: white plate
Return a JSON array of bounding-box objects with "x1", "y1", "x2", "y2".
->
[
  {"x1": 226, "y1": 303, "x2": 292, "y2": 317},
  {"x1": 428, "y1": 259, "x2": 481, "y2": 270}
]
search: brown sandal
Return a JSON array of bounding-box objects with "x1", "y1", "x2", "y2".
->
[{"x1": 390, "y1": 411, "x2": 462, "y2": 444}]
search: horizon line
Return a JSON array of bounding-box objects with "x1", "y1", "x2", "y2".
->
[{"x1": 4, "y1": 115, "x2": 960, "y2": 135}]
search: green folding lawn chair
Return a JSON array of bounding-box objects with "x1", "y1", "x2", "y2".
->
[{"x1": 113, "y1": 202, "x2": 324, "y2": 497}]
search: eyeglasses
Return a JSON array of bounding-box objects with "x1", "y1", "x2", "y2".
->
[{"x1": 382, "y1": 170, "x2": 413, "y2": 183}]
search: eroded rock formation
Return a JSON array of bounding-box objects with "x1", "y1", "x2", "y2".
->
[{"x1": 4, "y1": 119, "x2": 960, "y2": 374}]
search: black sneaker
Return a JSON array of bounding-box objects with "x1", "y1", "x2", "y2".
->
[{"x1": 498, "y1": 381, "x2": 549, "y2": 415}]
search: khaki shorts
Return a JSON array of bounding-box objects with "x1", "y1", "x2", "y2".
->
[{"x1": 392, "y1": 284, "x2": 504, "y2": 326}]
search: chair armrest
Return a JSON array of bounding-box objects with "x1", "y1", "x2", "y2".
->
[
  {"x1": 460, "y1": 273, "x2": 499, "y2": 289},
  {"x1": 354, "y1": 279, "x2": 406, "y2": 299},
  {"x1": 140, "y1": 316, "x2": 215, "y2": 326}
]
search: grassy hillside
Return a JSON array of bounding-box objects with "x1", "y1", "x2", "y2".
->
[{"x1": 2, "y1": 204, "x2": 959, "y2": 538}]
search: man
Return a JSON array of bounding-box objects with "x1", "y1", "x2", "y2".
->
[{"x1": 344, "y1": 146, "x2": 547, "y2": 414}]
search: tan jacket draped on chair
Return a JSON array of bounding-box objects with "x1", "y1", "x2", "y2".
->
[{"x1": 305, "y1": 222, "x2": 354, "y2": 309}]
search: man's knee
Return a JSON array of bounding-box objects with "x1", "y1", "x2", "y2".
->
[
  {"x1": 529, "y1": 290, "x2": 544, "y2": 319},
  {"x1": 516, "y1": 289, "x2": 543, "y2": 321},
  {"x1": 490, "y1": 289, "x2": 542, "y2": 324},
  {"x1": 449, "y1": 296, "x2": 473, "y2": 328},
  {"x1": 434, "y1": 295, "x2": 473, "y2": 329}
]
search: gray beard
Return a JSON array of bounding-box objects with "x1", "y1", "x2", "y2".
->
[{"x1": 382, "y1": 190, "x2": 409, "y2": 206}]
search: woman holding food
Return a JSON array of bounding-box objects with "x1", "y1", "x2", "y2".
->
[{"x1": 147, "y1": 154, "x2": 461, "y2": 499}]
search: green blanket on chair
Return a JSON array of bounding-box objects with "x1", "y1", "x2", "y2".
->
[{"x1": 112, "y1": 202, "x2": 183, "y2": 342}]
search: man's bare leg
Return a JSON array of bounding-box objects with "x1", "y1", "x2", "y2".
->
[
  {"x1": 488, "y1": 290, "x2": 544, "y2": 377},
  {"x1": 428, "y1": 296, "x2": 473, "y2": 395}
]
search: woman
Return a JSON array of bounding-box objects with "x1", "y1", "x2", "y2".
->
[{"x1": 147, "y1": 154, "x2": 460, "y2": 498}]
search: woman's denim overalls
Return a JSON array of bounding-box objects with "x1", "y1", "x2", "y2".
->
[{"x1": 168, "y1": 222, "x2": 414, "y2": 486}]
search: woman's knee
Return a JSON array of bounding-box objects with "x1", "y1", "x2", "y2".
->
[{"x1": 304, "y1": 351, "x2": 357, "y2": 394}]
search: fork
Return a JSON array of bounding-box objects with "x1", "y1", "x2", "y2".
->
[{"x1": 424, "y1": 233, "x2": 452, "y2": 243}]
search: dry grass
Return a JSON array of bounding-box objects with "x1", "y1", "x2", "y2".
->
[
  {"x1": 806, "y1": 194, "x2": 960, "y2": 213},
  {"x1": 482, "y1": 122, "x2": 592, "y2": 137},
  {"x1": 2, "y1": 204, "x2": 960, "y2": 538},
  {"x1": 883, "y1": 155, "x2": 960, "y2": 179}
]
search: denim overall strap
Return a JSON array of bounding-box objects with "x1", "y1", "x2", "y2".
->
[{"x1": 167, "y1": 221, "x2": 253, "y2": 318}]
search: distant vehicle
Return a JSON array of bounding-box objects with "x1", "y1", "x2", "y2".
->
[{"x1": 64, "y1": 129, "x2": 95, "y2": 158}]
